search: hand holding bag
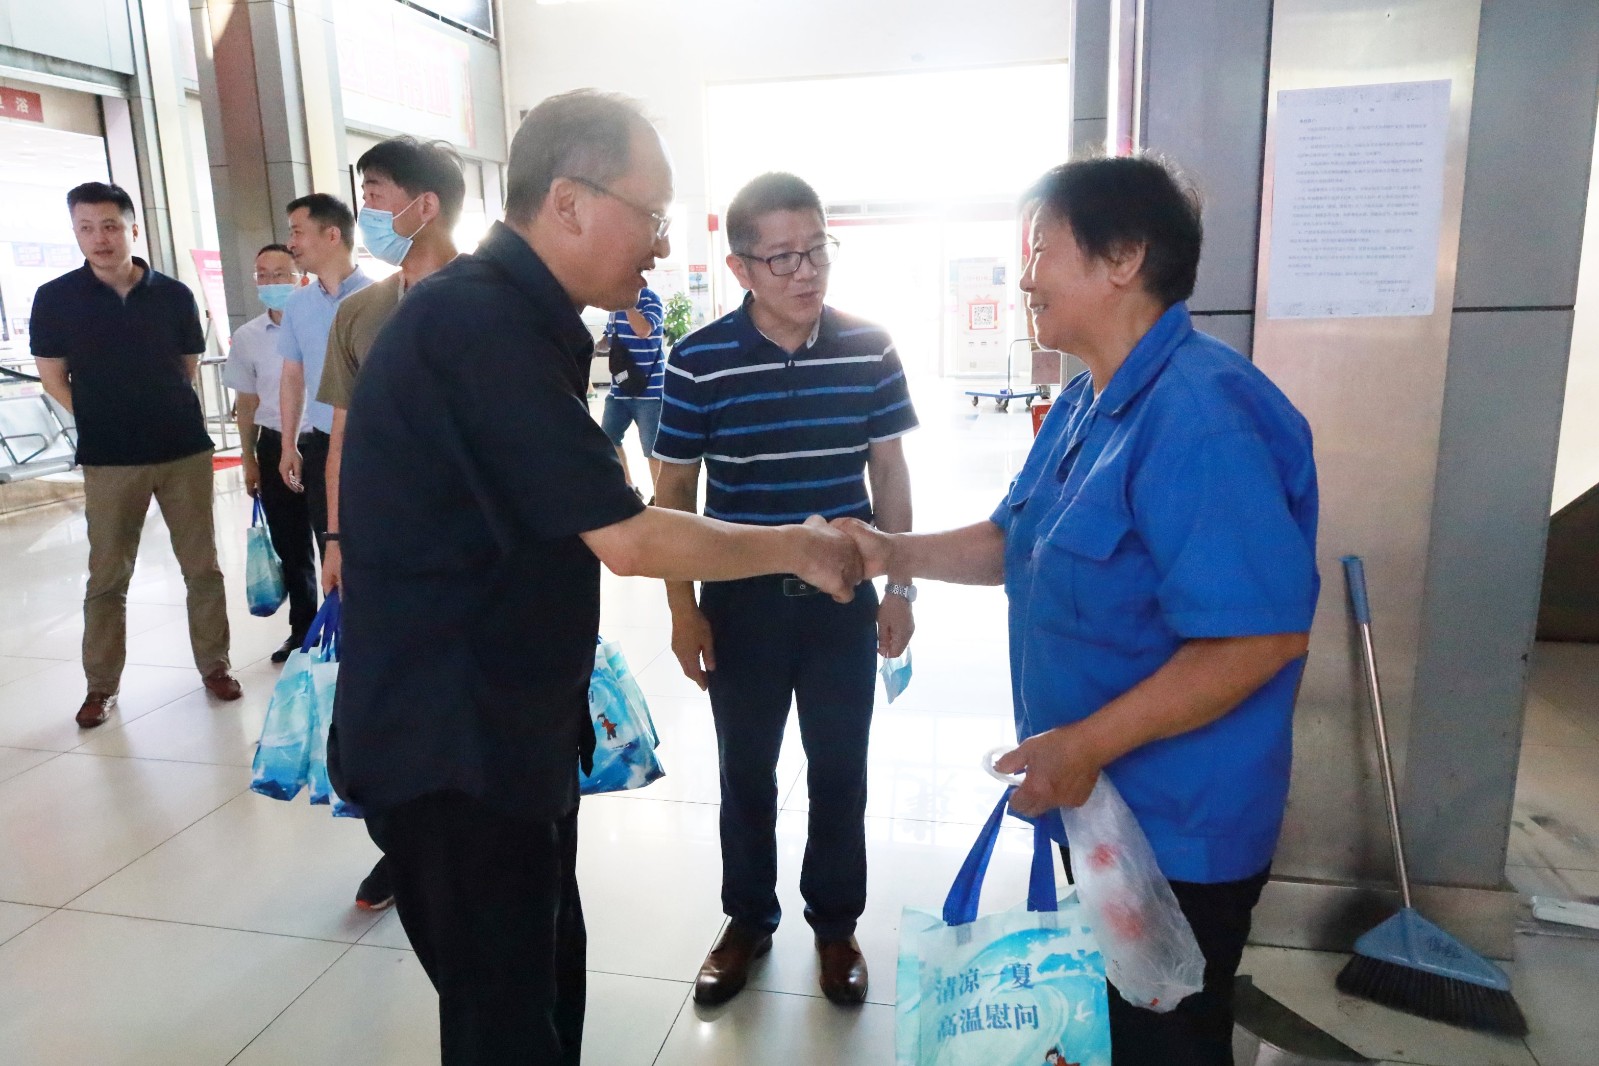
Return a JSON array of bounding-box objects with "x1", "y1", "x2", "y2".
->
[{"x1": 245, "y1": 497, "x2": 287, "y2": 617}]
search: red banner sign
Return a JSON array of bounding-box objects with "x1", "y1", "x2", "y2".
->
[{"x1": 0, "y1": 89, "x2": 43, "y2": 124}]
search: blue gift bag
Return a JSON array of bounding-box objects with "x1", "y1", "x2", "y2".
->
[
  {"x1": 897, "y1": 790, "x2": 1111, "y2": 1066},
  {"x1": 245, "y1": 497, "x2": 287, "y2": 617},
  {"x1": 580, "y1": 638, "x2": 664, "y2": 795},
  {"x1": 250, "y1": 592, "x2": 341, "y2": 804}
]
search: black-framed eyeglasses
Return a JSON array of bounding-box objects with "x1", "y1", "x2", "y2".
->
[
  {"x1": 736, "y1": 237, "x2": 840, "y2": 277},
  {"x1": 566, "y1": 176, "x2": 671, "y2": 241}
]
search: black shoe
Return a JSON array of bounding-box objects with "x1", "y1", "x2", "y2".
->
[
  {"x1": 270, "y1": 635, "x2": 303, "y2": 664},
  {"x1": 355, "y1": 856, "x2": 396, "y2": 911}
]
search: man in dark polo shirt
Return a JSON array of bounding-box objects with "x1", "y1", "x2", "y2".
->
[
  {"x1": 654, "y1": 172, "x2": 917, "y2": 1008},
  {"x1": 31, "y1": 182, "x2": 241, "y2": 728},
  {"x1": 329, "y1": 91, "x2": 863, "y2": 1066}
]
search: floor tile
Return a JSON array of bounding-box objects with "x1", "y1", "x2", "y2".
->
[
  {"x1": 1509, "y1": 745, "x2": 1599, "y2": 872},
  {"x1": 0, "y1": 752, "x2": 246, "y2": 906},
  {"x1": 0, "y1": 659, "x2": 203, "y2": 752},
  {"x1": 654, "y1": 987, "x2": 896, "y2": 1066},
  {"x1": 0, "y1": 901, "x2": 53, "y2": 946},
  {"x1": 1521, "y1": 693, "x2": 1599, "y2": 749},
  {"x1": 0, "y1": 599, "x2": 189, "y2": 661},
  {"x1": 122, "y1": 606, "x2": 293, "y2": 673},
  {"x1": 228, "y1": 946, "x2": 437, "y2": 1066},
  {"x1": 72, "y1": 658, "x2": 283, "y2": 766},
  {"x1": 576, "y1": 794, "x2": 730, "y2": 983},
  {"x1": 0, "y1": 654, "x2": 58, "y2": 685},
  {"x1": 0, "y1": 744, "x2": 56, "y2": 783},
  {"x1": 1505, "y1": 864, "x2": 1599, "y2": 901},
  {"x1": 1241, "y1": 945, "x2": 1537, "y2": 1065},
  {"x1": 0, "y1": 909, "x2": 346, "y2": 1065},
  {"x1": 357, "y1": 908, "x2": 411, "y2": 950},
  {"x1": 70, "y1": 790, "x2": 385, "y2": 943},
  {"x1": 1511, "y1": 931, "x2": 1599, "y2": 1066}
]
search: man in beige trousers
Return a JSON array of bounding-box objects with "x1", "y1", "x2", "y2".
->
[{"x1": 31, "y1": 181, "x2": 241, "y2": 728}]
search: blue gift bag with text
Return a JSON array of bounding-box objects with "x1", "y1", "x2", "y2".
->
[
  {"x1": 897, "y1": 790, "x2": 1111, "y2": 1066},
  {"x1": 580, "y1": 638, "x2": 664, "y2": 795},
  {"x1": 245, "y1": 497, "x2": 286, "y2": 617}
]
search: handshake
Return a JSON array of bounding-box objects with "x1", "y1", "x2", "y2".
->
[{"x1": 788, "y1": 516, "x2": 894, "y2": 602}]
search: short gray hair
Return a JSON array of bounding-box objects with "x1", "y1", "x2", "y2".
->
[{"x1": 504, "y1": 89, "x2": 651, "y2": 223}]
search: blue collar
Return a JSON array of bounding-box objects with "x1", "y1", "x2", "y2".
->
[
  {"x1": 730, "y1": 292, "x2": 833, "y2": 355},
  {"x1": 1095, "y1": 302, "x2": 1193, "y2": 417}
]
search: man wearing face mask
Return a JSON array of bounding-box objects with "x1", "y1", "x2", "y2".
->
[
  {"x1": 223, "y1": 244, "x2": 317, "y2": 662},
  {"x1": 317, "y1": 136, "x2": 464, "y2": 600},
  {"x1": 316, "y1": 136, "x2": 464, "y2": 913}
]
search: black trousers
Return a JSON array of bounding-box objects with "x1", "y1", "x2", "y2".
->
[
  {"x1": 251, "y1": 428, "x2": 318, "y2": 639},
  {"x1": 1062, "y1": 846, "x2": 1269, "y2": 1066},
  {"x1": 701, "y1": 577, "x2": 879, "y2": 940},
  {"x1": 298, "y1": 428, "x2": 331, "y2": 556},
  {"x1": 365, "y1": 793, "x2": 586, "y2": 1066}
]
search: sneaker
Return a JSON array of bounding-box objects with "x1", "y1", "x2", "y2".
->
[{"x1": 355, "y1": 856, "x2": 396, "y2": 911}]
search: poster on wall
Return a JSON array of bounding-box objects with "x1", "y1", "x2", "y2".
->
[
  {"x1": 334, "y1": 0, "x2": 476, "y2": 149},
  {"x1": 190, "y1": 250, "x2": 230, "y2": 345},
  {"x1": 1266, "y1": 79, "x2": 1451, "y2": 320}
]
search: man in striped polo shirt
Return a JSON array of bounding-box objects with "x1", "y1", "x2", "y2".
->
[{"x1": 655, "y1": 172, "x2": 917, "y2": 1008}]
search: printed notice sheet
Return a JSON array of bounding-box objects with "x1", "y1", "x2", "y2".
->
[{"x1": 1266, "y1": 79, "x2": 1451, "y2": 320}]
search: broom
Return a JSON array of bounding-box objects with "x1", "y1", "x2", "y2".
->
[{"x1": 1334, "y1": 555, "x2": 1528, "y2": 1036}]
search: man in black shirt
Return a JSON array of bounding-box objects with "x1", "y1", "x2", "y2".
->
[
  {"x1": 330, "y1": 91, "x2": 862, "y2": 1066},
  {"x1": 32, "y1": 183, "x2": 241, "y2": 729}
]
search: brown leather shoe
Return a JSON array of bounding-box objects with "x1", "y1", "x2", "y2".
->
[
  {"x1": 75, "y1": 692, "x2": 116, "y2": 729},
  {"x1": 202, "y1": 667, "x2": 242, "y2": 701},
  {"x1": 694, "y1": 922, "x2": 773, "y2": 1006},
  {"x1": 817, "y1": 935, "x2": 868, "y2": 1005}
]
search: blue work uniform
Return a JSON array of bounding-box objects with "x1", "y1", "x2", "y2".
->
[{"x1": 993, "y1": 302, "x2": 1319, "y2": 885}]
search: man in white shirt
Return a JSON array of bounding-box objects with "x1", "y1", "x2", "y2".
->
[{"x1": 225, "y1": 244, "x2": 318, "y2": 662}]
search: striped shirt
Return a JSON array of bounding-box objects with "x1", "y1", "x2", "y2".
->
[
  {"x1": 607, "y1": 286, "x2": 666, "y2": 399},
  {"x1": 654, "y1": 297, "x2": 918, "y2": 525}
]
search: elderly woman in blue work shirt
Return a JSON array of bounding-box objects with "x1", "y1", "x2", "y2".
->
[{"x1": 839, "y1": 156, "x2": 1319, "y2": 1065}]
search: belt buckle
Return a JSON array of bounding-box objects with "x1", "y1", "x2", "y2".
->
[{"x1": 782, "y1": 577, "x2": 820, "y2": 597}]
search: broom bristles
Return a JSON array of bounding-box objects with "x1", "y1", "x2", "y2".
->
[{"x1": 1336, "y1": 954, "x2": 1528, "y2": 1037}]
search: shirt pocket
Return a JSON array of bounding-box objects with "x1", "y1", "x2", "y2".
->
[{"x1": 1032, "y1": 501, "x2": 1160, "y2": 645}]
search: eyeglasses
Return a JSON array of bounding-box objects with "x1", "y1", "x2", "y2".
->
[
  {"x1": 567, "y1": 176, "x2": 672, "y2": 241},
  {"x1": 736, "y1": 237, "x2": 840, "y2": 277},
  {"x1": 253, "y1": 269, "x2": 300, "y2": 284}
]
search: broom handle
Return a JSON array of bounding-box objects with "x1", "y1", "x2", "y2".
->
[{"x1": 1342, "y1": 556, "x2": 1412, "y2": 910}]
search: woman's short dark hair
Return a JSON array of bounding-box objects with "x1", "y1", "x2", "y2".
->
[
  {"x1": 356, "y1": 136, "x2": 467, "y2": 227},
  {"x1": 67, "y1": 181, "x2": 136, "y2": 220},
  {"x1": 726, "y1": 172, "x2": 824, "y2": 254},
  {"x1": 1024, "y1": 155, "x2": 1203, "y2": 307},
  {"x1": 504, "y1": 89, "x2": 650, "y2": 224}
]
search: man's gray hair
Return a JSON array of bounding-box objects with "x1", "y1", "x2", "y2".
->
[{"x1": 504, "y1": 89, "x2": 651, "y2": 223}]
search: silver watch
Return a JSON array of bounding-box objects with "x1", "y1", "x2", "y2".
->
[{"x1": 885, "y1": 582, "x2": 917, "y2": 604}]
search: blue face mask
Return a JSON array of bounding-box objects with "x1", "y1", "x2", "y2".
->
[
  {"x1": 257, "y1": 283, "x2": 295, "y2": 311},
  {"x1": 358, "y1": 197, "x2": 425, "y2": 266},
  {"x1": 880, "y1": 648, "x2": 913, "y2": 703}
]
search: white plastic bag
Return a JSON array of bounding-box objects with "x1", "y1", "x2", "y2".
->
[
  {"x1": 984, "y1": 749, "x2": 1206, "y2": 1013},
  {"x1": 1057, "y1": 775, "x2": 1206, "y2": 1012}
]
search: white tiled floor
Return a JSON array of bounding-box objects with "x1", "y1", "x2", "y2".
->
[{"x1": 0, "y1": 378, "x2": 1594, "y2": 1064}]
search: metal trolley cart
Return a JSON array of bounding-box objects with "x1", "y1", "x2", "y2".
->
[{"x1": 964, "y1": 337, "x2": 1050, "y2": 411}]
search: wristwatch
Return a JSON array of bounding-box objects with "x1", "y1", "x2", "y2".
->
[
  {"x1": 885, "y1": 582, "x2": 917, "y2": 603},
  {"x1": 322, "y1": 532, "x2": 340, "y2": 543}
]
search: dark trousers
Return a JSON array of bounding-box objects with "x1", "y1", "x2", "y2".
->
[
  {"x1": 1062, "y1": 847, "x2": 1269, "y2": 1066},
  {"x1": 298, "y1": 428, "x2": 331, "y2": 556},
  {"x1": 701, "y1": 577, "x2": 879, "y2": 941},
  {"x1": 252, "y1": 428, "x2": 318, "y2": 639},
  {"x1": 366, "y1": 793, "x2": 585, "y2": 1066}
]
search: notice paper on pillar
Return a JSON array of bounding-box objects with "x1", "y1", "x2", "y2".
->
[
  {"x1": 1266, "y1": 79, "x2": 1451, "y2": 320},
  {"x1": 190, "y1": 250, "x2": 231, "y2": 346}
]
